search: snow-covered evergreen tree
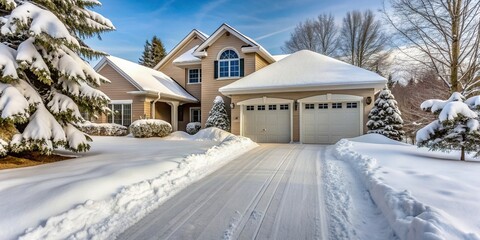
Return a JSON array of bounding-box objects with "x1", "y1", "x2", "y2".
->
[
  {"x1": 205, "y1": 96, "x2": 230, "y2": 131},
  {"x1": 367, "y1": 87, "x2": 404, "y2": 141},
  {"x1": 139, "y1": 36, "x2": 166, "y2": 68},
  {"x1": 0, "y1": 0, "x2": 114, "y2": 155},
  {"x1": 416, "y1": 92, "x2": 480, "y2": 161}
]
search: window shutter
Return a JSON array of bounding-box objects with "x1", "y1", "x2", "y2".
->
[
  {"x1": 214, "y1": 60, "x2": 218, "y2": 79},
  {"x1": 240, "y1": 58, "x2": 244, "y2": 77},
  {"x1": 178, "y1": 105, "x2": 184, "y2": 121}
]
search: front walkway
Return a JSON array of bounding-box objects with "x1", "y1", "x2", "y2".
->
[{"x1": 118, "y1": 144, "x2": 329, "y2": 240}]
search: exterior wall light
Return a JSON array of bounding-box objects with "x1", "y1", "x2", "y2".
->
[
  {"x1": 230, "y1": 102, "x2": 235, "y2": 109},
  {"x1": 366, "y1": 96, "x2": 373, "y2": 105}
]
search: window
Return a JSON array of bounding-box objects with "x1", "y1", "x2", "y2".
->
[
  {"x1": 268, "y1": 105, "x2": 277, "y2": 110},
  {"x1": 318, "y1": 103, "x2": 328, "y2": 109},
  {"x1": 246, "y1": 105, "x2": 254, "y2": 111},
  {"x1": 218, "y1": 49, "x2": 240, "y2": 78},
  {"x1": 188, "y1": 69, "x2": 201, "y2": 84},
  {"x1": 190, "y1": 108, "x2": 201, "y2": 122},
  {"x1": 332, "y1": 103, "x2": 342, "y2": 109},
  {"x1": 257, "y1": 105, "x2": 265, "y2": 111},
  {"x1": 107, "y1": 103, "x2": 132, "y2": 126},
  {"x1": 280, "y1": 104, "x2": 289, "y2": 110},
  {"x1": 305, "y1": 104, "x2": 315, "y2": 109},
  {"x1": 347, "y1": 102, "x2": 358, "y2": 108}
]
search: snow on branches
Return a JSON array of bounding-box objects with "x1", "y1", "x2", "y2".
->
[
  {"x1": 205, "y1": 96, "x2": 230, "y2": 132},
  {"x1": 367, "y1": 87, "x2": 404, "y2": 141},
  {"x1": 416, "y1": 92, "x2": 480, "y2": 160},
  {"x1": 0, "y1": 0, "x2": 114, "y2": 155}
]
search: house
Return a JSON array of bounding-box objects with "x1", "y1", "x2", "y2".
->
[{"x1": 94, "y1": 23, "x2": 386, "y2": 144}]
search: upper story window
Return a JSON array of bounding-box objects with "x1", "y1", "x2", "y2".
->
[
  {"x1": 188, "y1": 69, "x2": 201, "y2": 84},
  {"x1": 216, "y1": 49, "x2": 243, "y2": 79}
]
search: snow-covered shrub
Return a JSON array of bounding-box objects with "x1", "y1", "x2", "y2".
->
[
  {"x1": 77, "y1": 122, "x2": 128, "y2": 136},
  {"x1": 367, "y1": 87, "x2": 404, "y2": 141},
  {"x1": 186, "y1": 122, "x2": 201, "y2": 135},
  {"x1": 205, "y1": 96, "x2": 230, "y2": 131},
  {"x1": 416, "y1": 92, "x2": 480, "y2": 160},
  {"x1": 0, "y1": 1, "x2": 114, "y2": 155},
  {"x1": 130, "y1": 119, "x2": 172, "y2": 138}
]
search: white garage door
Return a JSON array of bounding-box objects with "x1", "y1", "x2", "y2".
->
[
  {"x1": 243, "y1": 104, "x2": 291, "y2": 143},
  {"x1": 302, "y1": 102, "x2": 361, "y2": 144}
]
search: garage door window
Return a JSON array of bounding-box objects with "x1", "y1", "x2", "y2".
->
[
  {"x1": 280, "y1": 104, "x2": 289, "y2": 110},
  {"x1": 305, "y1": 104, "x2": 315, "y2": 109},
  {"x1": 332, "y1": 103, "x2": 342, "y2": 109},
  {"x1": 347, "y1": 102, "x2": 358, "y2": 108},
  {"x1": 318, "y1": 103, "x2": 328, "y2": 109},
  {"x1": 268, "y1": 105, "x2": 277, "y2": 110},
  {"x1": 257, "y1": 105, "x2": 266, "y2": 111}
]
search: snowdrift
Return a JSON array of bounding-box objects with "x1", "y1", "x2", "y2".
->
[
  {"x1": 334, "y1": 136, "x2": 479, "y2": 240},
  {"x1": 165, "y1": 127, "x2": 234, "y2": 142},
  {"x1": 10, "y1": 128, "x2": 257, "y2": 239}
]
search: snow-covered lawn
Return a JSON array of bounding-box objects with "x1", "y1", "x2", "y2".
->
[
  {"x1": 335, "y1": 134, "x2": 480, "y2": 240},
  {"x1": 0, "y1": 128, "x2": 256, "y2": 240}
]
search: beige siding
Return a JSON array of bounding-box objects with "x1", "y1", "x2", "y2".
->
[
  {"x1": 177, "y1": 103, "x2": 202, "y2": 131},
  {"x1": 230, "y1": 89, "x2": 376, "y2": 141},
  {"x1": 158, "y1": 37, "x2": 204, "y2": 88},
  {"x1": 200, "y1": 31, "x2": 258, "y2": 126},
  {"x1": 255, "y1": 54, "x2": 270, "y2": 71},
  {"x1": 96, "y1": 64, "x2": 146, "y2": 124},
  {"x1": 184, "y1": 67, "x2": 202, "y2": 100},
  {"x1": 154, "y1": 102, "x2": 172, "y2": 123}
]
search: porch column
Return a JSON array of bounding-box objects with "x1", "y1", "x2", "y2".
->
[{"x1": 169, "y1": 101, "x2": 179, "y2": 131}]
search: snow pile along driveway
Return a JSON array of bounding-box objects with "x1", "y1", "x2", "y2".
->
[
  {"x1": 7, "y1": 128, "x2": 257, "y2": 240},
  {"x1": 334, "y1": 135, "x2": 480, "y2": 240}
]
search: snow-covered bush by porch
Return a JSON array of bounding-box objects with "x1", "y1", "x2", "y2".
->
[
  {"x1": 130, "y1": 119, "x2": 172, "y2": 138},
  {"x1": 186, "y1": 122, "x2": 201, "y2": 135},
  {"x1": 0, "y1": 1, "x2": 114, "y2": 154},
  {"x1": 77, "y1": 122, "x2": 128, "y2": 136},
  {"x1": 367, "y1": 87, "x2": 404, "y2": 141},
  {"x1": 205, "y1": 96, "x2": 230, "y2": 131},
  {"x1": 416, "y1": 92, "x2": 480, "y2": 160}
]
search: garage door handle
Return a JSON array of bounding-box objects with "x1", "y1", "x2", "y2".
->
[{"x1": 262, "y1": 128, "x2": 267, "y2": 132}]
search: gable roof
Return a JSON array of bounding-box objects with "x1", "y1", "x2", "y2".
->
[
  {"x1": 172, "y1": 45, "x2": 201, "y2": 66},
  {"x1": 95, "y1": 56, "x2": 197, "y2": 102},
  {"x1": 153, "y1": 29, "x2": 208, "y2": 70},
  {"x1": 220, "y1": 50, "x2": 387, "y2": 95},
  {"x1": 193, "y1": 23, "x2": 276, "y2": 64}
]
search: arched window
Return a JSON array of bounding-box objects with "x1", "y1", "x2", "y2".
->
[{"x1": 218, "y1": 49, "x2": 240, "y2": 78}]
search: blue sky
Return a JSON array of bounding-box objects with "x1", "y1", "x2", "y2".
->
[{"x1": 86, "y1": 0, "x2": 383, "y2": 64}]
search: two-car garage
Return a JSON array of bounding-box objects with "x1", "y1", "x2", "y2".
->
[{"x1": 239, "y1": 95, "x2": 363, "y2": 144}]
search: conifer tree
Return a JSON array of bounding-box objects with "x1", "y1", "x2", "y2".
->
[
  {"x1": 367, "y1": 87, "x2": 404, "y2": 141},
  {"x1": 0, "y1": 0, "x2": 114, "y2": 155},
  {"x1": 139, "y1": 36, "x2": 166, "y2": 68},
  {"x1": 417, "y1": 93, "x2": 480, "y2": 161},
  {"x1": 205, "y1": 96, "x2": 230, "y2": 131}
]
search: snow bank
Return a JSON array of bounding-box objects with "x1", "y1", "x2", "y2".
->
[
  {"x1": 334, "y1": 138, "x2": 480, "y2": 240},
  {"x1": 165, "y1": 127, "x2": 235, "y2": 142},
  {"x1": 19, "y1": 130, "x2": 257, "y2": 239}
]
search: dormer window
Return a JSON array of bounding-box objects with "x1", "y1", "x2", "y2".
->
[{"x1": 214, "y1": 49, "x2": 244, "y2": 79}]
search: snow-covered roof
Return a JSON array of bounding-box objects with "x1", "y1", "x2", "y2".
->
[
  {"x1": 172, "y1": 45, "x2": 201, "y2": 66},
  {"x1": 272, "y1": 54, "x2": 290, "y2": 61},
  {"x1": 95, "y1": 56, "x2": 197, "y2": 102},
  {"x1": 220, "y1": 50, "x2": 387, "y2": 95},
  {"x1": 154, "y1": 29, "x2": 208, "y2": 70},
  {"x1": 193, "y1": 23, "x2": 276, "y2": 64}
]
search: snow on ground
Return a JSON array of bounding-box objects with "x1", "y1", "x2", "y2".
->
[
  {"x1": 0, "y1": 128, "x2": 257, "y2": 240},
  {"x1": 335, "y1": 134, "x2": 480, "y2": 240}
]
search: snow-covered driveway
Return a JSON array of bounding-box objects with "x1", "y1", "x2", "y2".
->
[{"x1": 119, "y1": 144, "x2": 329, "y2": 240}]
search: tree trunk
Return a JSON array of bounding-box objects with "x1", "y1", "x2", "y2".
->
[
  {"x1": 461, "y1": 146, "x2": 465, "y2": 161},
  {"x1": 450, "y1": 0, "x2": 462, "y2": 93}
]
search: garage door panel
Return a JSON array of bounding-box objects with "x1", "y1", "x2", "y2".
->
[
  {"x1": 243, "y1": 104, "x2": 290, "y2": 143},
  {"x1": 302, "y1": 101, "x2": 361, "y2": 144}
]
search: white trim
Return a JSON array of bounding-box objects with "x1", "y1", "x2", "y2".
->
[
  {"x1": 217, "y1": 48, "x2": 241, "y2": 79},
  {"x1": 298, "y1": 94, "x2": 364, "y2": 143},
  {"x1": 216, "y1": 47, "x2": 240, "y2": 59},
  {"x1": 110, "y1": 99, "x2": 133, "y2": 104},
  {"x1": 220, "y1": 83, "x2": 385, "y2": 95},
  {"x1": 189, "y1": 107, "x2": 201, "y2": 122}
]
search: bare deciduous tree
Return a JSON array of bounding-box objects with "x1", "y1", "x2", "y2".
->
[
  {"x1": 339, "y1": 10, "x2": 390, "y2": 71},
  {"x1": 384, "y1": 0, "x2": 480, "y2": 96},
  {"x1": 283, "y1": 13, "x2": 338, "y2": 56}
]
